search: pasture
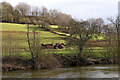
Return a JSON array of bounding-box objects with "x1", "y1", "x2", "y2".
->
[
  {"x1": 2, "y1": 23, "x2": 66, "y2": 57},
  {"x1": 1, "y1": 23, "x2": 117, "y2": 58}
]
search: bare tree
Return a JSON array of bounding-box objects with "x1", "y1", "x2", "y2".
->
[
  {"x1": 41, "y1": 6, "x2": 49, "y2": 19},
  {"x1": 107, "y1": 17, "x2": 120, "y2": 54},
  {"x1": 49, "y1": 9, "x2": 58, "y2": 25},
  {"x1": 26, "y1": 24, "x2": 42, "y2": 69},
  {"x1": 26, "y1": 17, "x2": 42, "y2": 69},
  {"x1": 15, "y1": 2, "x2": 30, "y2": 16},
  {"x1": 96, "y1": 18, "x2": 104, "y2": 33},
  {"x1": 103, "y1": 24, "x2": 115, "y2": 45},
  {"x1": 66, "y1": 19, "x2": 99, "y2": 64},
  {"x1": 56, "y1": 12, "x2": 72, "y2": 30}
]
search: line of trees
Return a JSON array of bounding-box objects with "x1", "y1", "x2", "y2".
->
[
  {"x1": 1, "y1": 2, "x2": 118, "y2": 34},
  {"x1": 0, "y1": 2, "x2": 72, "y2": 26}
]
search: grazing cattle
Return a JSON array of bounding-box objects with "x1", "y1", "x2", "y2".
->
[
  {"x1": 41, "y1": 43, "x2": 66, "y2": 49},
  {"x1": 54, "y1": 43, "x2": 66, "y2": 49},
  {"x1": 41, "y1": 44, "x2": 53, "y2": 49}
]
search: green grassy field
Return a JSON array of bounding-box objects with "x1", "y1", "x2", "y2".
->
[
  {"x1": 1, "y1": 23, "x2": 65, "y2": 42},
  {"x1": 1, "y1": 23, "x2": 68, "y2": 57},
  {"x1": 1, "y1": 23, "x2": 27, "y2": 31},
  {"x1": 1, "y1": 23, "x2": 117, "y2": 58},
  {"x1": 50, "y1": 25, "x2": 58, "y2": 28},
  {"x1": 1, "y1": 23, "x2": 105, "y2": 40}
]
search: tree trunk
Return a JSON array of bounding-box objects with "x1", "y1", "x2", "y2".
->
[
  {"x1": 76, "y1": 47, "x2": 83, "y2": 64},
  {"x1": 78, "y1": 47, "x2": 82, "y2": 58},
  {"x1": 27, "y1": 24, "x2": 36, "y2": 69}
]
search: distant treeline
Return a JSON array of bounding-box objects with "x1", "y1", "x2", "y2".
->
[
  {"x1": 0, "y1": 2, "x2": 73, "y2": 25},
  {"x1": 0, "y1": 1, "x2": 117, "y2": 34}
]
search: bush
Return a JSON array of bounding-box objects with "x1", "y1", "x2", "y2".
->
[{"x1": 36, "y1": 54, "x2": 61, "y2": 69}]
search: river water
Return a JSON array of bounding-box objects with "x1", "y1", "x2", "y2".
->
[{"x1": 2, "y1": 64, "x2": 118, "y2": 78}]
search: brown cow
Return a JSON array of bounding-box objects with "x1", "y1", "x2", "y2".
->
[{"x1": 41, "y1": 44, "x2": 54, "y2": 49}]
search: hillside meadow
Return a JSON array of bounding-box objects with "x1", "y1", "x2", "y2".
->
[
  {"x1": 1, "y1": 23, "x2": 73, "y2": 57},
  {"x1": 1, "y1": 23, "x2": 117, "y2": 59}
]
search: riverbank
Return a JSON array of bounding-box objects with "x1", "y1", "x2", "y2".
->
[
  {"x1": 2, "y1": 55, "x2": 61, "y2": 72},
  {"x1": 54, "y1": 54, "x2": 118, "y2": 66},
  {"x1": 2, "y1": 55, "x2": 118, "y2": 72}
]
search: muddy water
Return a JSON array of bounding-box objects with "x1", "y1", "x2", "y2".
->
[{"x1": 2, "y1": 64, "x2": 118, "y2": 78}]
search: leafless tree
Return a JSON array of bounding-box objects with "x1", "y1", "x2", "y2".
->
[
  {"x1": 96, "y1": 18, "x2": 104, "y2": 33},
  {"x1": 107, "y1": 17, "x2": 120, "y2": 54},
  {"x1": 66, "y1": 19, "x2": 99, "y2": 64},
  {"x1": 26, "y1": 24, "x2": 42, "y2": 69},
  {"x1": 15, "y1": 2, "x2": 30, "y2": 16},
  {"x1": 25, "y1": 17, "x2": 42, "y2": 69},
  {"x1": 31, "y1": 7, "x2": 39, "y2": 17}
]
